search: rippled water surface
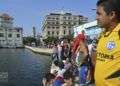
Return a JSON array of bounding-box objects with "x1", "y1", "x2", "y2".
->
[{"x1": 0, "y1": 49, "x2": 51, "y2": 86}]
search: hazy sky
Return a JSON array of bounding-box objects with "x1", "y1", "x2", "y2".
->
[{"x1": 0, "y1": 0, "x2": 97, "y2": 36}]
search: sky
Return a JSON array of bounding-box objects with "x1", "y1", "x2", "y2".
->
[{"x1": 0, "y1": 0, "x2": 97, "y2": 36}]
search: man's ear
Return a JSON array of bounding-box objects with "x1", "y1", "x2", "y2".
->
[{"x1": 110, "y1": 11, "x2": 116, "y2": 20}]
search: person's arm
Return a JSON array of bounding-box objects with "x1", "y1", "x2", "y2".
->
[{"x1": 91, "y1": 50, "x2": 97, "y2": 67}]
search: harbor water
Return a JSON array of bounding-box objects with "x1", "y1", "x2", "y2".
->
[{"x1": 0, "y1": 49, "x2": 52, "y2": 86}]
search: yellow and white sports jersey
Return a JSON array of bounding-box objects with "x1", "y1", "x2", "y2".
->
[{"x1": 95, "y1": 23, "x2": 120, "y2": 86}]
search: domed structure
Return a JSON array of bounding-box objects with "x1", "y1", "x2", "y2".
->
[{"x1": 0, "y1": 13, "x2": 13, "y2": 20}]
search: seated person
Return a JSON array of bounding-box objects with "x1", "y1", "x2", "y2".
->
[{"x1": 42, "y1": 72, "x2": 55, "y2": 86}]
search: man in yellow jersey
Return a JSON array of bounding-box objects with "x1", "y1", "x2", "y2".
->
[{"x1": 95, "y1": 0, "x2": 120, "y2": 86}]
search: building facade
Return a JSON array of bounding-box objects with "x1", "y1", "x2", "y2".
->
[
  {"x1": 42, "y1": 12, "x2": 88, "y2": 39},
  {"x1": 0, "y1": 13, "x2": 23, "y2": 48},
  {"x1": 73, "y1": 20, "x2": 103, "y2": 39}
]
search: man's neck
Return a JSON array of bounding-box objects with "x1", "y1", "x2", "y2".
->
[{"x1": 106, "y1": 21, "x2": 119, "y2": 32}]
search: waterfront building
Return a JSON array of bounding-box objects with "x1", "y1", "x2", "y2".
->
[
  {"x1": 0, "y1": 13, "x2": 23, "y2": 48},
  {"x1": 42, "y1": 12, "x2": 88, "y2": 39}
]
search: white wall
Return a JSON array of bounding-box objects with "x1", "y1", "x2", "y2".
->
[{"x1": 73, "y1": 20, "x2": 102, "y2": 39}]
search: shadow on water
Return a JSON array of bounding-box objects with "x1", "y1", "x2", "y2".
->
[{"x1": 0, "y1": 49, "x2": 52, "y2": 86}]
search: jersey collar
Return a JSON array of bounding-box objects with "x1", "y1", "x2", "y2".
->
[{"x1": 113, "y1": 23, "x2": 120, "y2": 32}]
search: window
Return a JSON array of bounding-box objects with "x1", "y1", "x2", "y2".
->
[
  {"x1": 52, "y1": 17, "x2": 55, "y2": 20},
  {"x1": 64, "y1": 30, "x2": 66, "y2": 34},
  {"x1": 56, "y1": 31, "x2": 59, "y2": 35},
  {"x1": 47, "y1": 26, "x2": 50, "y2": 29},
  {"x1": 63, "y1": 17, "x2": 66, "y2": 19},
  {"x1": 68, "y1": 17, "x2": 71, "y2": 19},
  {"x1": 56, "y1": 17, "x2": 59, "y2": 20},
  {"x1": 9, "y1": 29, "x2": 12, "y2": 32},
  {"x1": 52, "y1": 22, "x2": 55, "y2": 24},
  {"x1": 9, "y1": 40, "x2": 12, "y2": 42},
  {"x1": 8, "y1": 34, "x2": 12, "y2": 37},
  {"x1": 68, "y1": 26, "x2": 71, "y2": 29},
  {"x1": 47, "y1": 22, "x2": 50, "y2": 24},
  {"x1": 74, "y1": 22, "x2": 76, "y2": 25},
  {"x1": 63, "y1": 26, "x2": 66, "y2": 28},
  {"x1": 68, "y1": 22, "x2": 71, "y2": 25},
  {"x1": 48, "y1": 31, "x2": 50, "y2": 35},
  {"x1": 2, "y1": 40, "x2": 5, "y2": 42},
  {"x1": 17, "y1": 34, "x2": 20, "y2": 38},
  {"x1": 47, "y1": 17, "x2": 51, "y2": 19},
  {"x1": 0, "y1": 33, "x2": 4, "y2": 37},
  {"x1": 52, "y1": 31, "x2": 54, "y2": 35},
  {"x1": 56, "y1": 27, "x2": 59, "y2": 29},
  {"x1": 52, "y1": 27, "x2": 55, "y2": 29},
  {"x1": 63, "y1": 22, "x2": 66, "y2": 24},
  {"x1": 17, "y1": 29, "x2": 20, "y2": 32},
  {"x1": 0, "y1": 28, "x2": 3, "y2": 31},
  {"x1": 56, "y1": 21, "x2": 59, "y2": 25},
  {"x1": 74, "y1": 17, "x2": 77, "y2": 20},
  {"x1": 69, "y1": 30, "x2": 71, "y2": 34},
  {"x1": 1, "y1": 25, "x2": 3, "y2": 27},
  {"x1": 79, "y1": 21, "x2": 82, "y2": 25}
]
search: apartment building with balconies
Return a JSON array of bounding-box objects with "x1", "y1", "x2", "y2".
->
[{"x1": 42, "y1": 12, "x2": 88, "y2": 39}]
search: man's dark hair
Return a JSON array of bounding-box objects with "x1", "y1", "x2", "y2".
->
[
  {"x1": 63, "y1": 70, "x2": 73, "y2": 80},
  {"x1": 44, "y1": 72, "x2": 55, "y2": 82},
  {"x1": 97, "y1": 0, "x2": 120, "y2": 20}
]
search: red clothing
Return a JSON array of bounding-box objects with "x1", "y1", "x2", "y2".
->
[{"x1": 72, "y1": 33, "x2": 85, "y2": 54}]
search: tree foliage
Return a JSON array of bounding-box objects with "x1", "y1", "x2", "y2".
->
[
  {"x1": 43, "y1": 36, "x2": 58, "y2": 44},
  {"x1": 23, "y1": 37, "x2": 36, "y2": 45}
]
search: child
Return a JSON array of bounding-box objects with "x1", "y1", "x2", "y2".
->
[{"x1": 62, "y1": 70, "x2": 74, "y2": 86}]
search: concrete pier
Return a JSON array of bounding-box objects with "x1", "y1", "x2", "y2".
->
[{"x1": 25, "y1": 46, "x2": 52, "y2": 56}]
